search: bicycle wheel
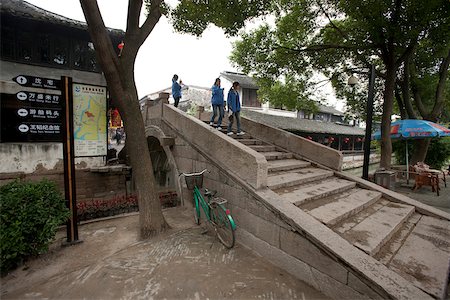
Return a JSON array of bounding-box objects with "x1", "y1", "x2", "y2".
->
[
  {"x1": 211, "y1": 204, "x2": 235, "y2": 248},
  {"x1": 193, "y1": 197, "x2": 201, "y2": 225}
]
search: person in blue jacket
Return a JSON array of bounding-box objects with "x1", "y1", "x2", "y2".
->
[
  {"x1": 227, "y1": 81, "x2": 245, "y2": 135},
  {"x1": 172, "y1": 74, "x2": 182, "y2": 108},
  {"x1": 210, "y1": 78, "x2": 224, "y2": 129}
]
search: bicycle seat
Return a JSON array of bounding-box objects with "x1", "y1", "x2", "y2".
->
[{"x1": 204, "y1": 189, "x2": 217, "y2": 197}]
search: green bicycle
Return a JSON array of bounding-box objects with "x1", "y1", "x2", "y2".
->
[{"x1": 179, "y1": 169, "x2": 236, "y2": 248}]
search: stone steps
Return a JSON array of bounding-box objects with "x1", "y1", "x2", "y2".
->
[
  {"x1": 249, "y1": 145, "x2": 277, "y2": 152},
  {"x1": 374, "y1": 213, "x2": 422, "y2": 265},
  {"x1": 304, "y1": 188, "x2": 382, "y2": 226},
  {"x1": 263, "y1": 151, "x2": 293, "y2": 160},
  {"x1": 267, "y1": 159, "x2": 311, "y2": 173},
  {"x1": 386, "y1": 216, "x2": 450, "y2": 299},
  {"x1": 267, "y1": 168, "x2": 334, "y2": 190},
  {"x1": 238, "y1": 139, "x2": 264, "y2": 145},
  {"x1": 340, "y1": 202, "x2": 415, "y2": 256},
  {"x1": 275, "y1": 177, "x2": 357, "y2": 206}
]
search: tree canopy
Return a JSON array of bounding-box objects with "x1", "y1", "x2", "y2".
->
[{"x1": 228, "y1": 0, "x2": 450, "y2": 167}]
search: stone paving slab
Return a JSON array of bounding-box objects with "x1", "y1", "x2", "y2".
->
[
  {"x1": 0, "y1": 208, "x2": 328, "y2": 300},
  {"x1": 307, "y1": 189, "x2": 382, "y2": 226},
  {"x1": 277, "y1": 178, "x2": 356, "y2": 206},
  {"x1": 332, "y1": 199, "x2": 390, "y2": 234},
  {"x1": 267, "y1": 168, "x2": 334, "y2": 189},
  {"x1": 262, "y1": 151, "x2": 293, "y2": 160},
  {"x1": 375, "y1": 213, "x2": 422, "y2": 265},
  {"x1": 267, "y1": 159, "x2": 311, "y2": 172},
  {"x1": 342, "y1": 202, "x2": 415, "y2": 256},
  {"x1": 388, "y1": 216, "x2": 450, "y2": 299}
]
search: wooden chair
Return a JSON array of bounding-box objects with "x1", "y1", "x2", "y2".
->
[{"x1": 410, "y1": 164, "x2": 440, "y2": 196}]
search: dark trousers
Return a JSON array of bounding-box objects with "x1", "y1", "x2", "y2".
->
[
  {"x1": 227, "y1": 111, "x2": 241, "y2": 133},
  {"x1": 174, "y1": 96, "x2": 181, "y2": 107}
]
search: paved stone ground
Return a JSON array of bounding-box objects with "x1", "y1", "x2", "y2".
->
[
  {"x1": 1, "y1": 206, "x2": 329, "y2": 300},
  {"x1": 394, "y1": 178, "x2": 450, "y2": 214}
]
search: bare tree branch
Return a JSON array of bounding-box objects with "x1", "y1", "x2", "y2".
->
[
  {"x1": 137, "y1": 0, "x2": 162, "y2": 46},
  {"x1": 127, "y1": 0, "x2": 143, "y2": 34},
  {"x1": 79, "y1": 0, "x2": 121, "y2": 83},
  {"x1": 316, "y1": 0, "x2": 347, "y2": 39},
  {"x1": 429, "y1": 48, "x2": 450, "y2": 120}
]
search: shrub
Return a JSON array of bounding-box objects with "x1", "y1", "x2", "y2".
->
[
  {"x1": 0, "y1": 180, "x2": 70, "y2": 274},
  {"x1": 393, "y1": 137, "x2": 450, "y2": 169}
]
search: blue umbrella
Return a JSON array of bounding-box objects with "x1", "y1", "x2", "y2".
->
[{"x1": 372, "y1": 119, "x2": 450, "y2": 181}]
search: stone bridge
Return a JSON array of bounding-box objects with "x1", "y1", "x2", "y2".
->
[{"x1": 143, "y1": 93, "x2": 449, "y2": 300}]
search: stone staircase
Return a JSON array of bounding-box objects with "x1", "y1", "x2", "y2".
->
[{"x1": 211, "y1": 124, "x2": 450, "y2": 299}]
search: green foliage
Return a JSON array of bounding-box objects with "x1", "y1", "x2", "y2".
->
[
  {"x1": 425, "y1": 138, "x2": 450, "y2": 169},
  {"x1": 0, "y1": 180, "x2": 70, "y2": 274},
  {"x1": 169, "y1": 0, "x2": 272, "y2": 36},
  {"x1": 227, "y1": 0, "x2": 449, "y2": 118},
  {"x1": 393, "y1": 138, "x2": 450, "y2": 169}
]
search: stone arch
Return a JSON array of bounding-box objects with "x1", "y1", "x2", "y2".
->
[{"x1": 145, "y1": 126, "x2": 181, "y2": 206}]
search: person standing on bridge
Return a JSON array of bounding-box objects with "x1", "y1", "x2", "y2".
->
[
  {"x1": 210, "y1": 78, "x2": 224, "y2": 130},
  {"x1": 227, "y1": 81, "x2": 245, "y2": 136},
  {"x1": 172, "y1": 74, "x2": 182, "y2": 108}
]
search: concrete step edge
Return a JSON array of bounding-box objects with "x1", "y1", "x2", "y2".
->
[
  {"x1": 268, "y1": 160, "x2": 311, "y2": 172},
  {"x1": 290, "y1": 181, "x2": 357, "y2": 206},
  {"x1": 353, "y1": 205, "x2": 415, "y2": 256},
  {"x1": 268, "y1": 171, "x2": 334, "y2": 190},
  {"x1": 318, "y1": 190, "x2": 383, "y2": 226}
]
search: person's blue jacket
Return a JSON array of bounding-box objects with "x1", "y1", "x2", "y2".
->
[
  {"x1": 172, "y1": 79, "x2": 182, "y2": 98},
  {"x1": 227, "y1": 89, "x2": 241, "y2": 112},
  {"x1": 211, "y1": 85, "x2": 224, "y2": 105}
]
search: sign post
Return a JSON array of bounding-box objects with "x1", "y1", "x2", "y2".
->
[
  {"x1": 61, "y1": 76, "x2": 79, "y2": 243},
  {"x1": 1, "y1": 74, "x2": 79, "y2": 244}
]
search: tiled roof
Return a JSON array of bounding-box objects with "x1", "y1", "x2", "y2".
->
[
  {"x1": 220, "y1": 71, "x2": 258, "y2": 89},
  {"x1": 318, "y1": 104, "x2": 344, "y2": 116},
  {"x1": 1, "y1": 0, "x2": 124, "y2": 36},
  {"x1": 242, "y1": 109, "x2": 364, "y2": 136}
]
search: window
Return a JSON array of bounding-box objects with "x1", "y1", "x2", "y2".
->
[
  {"x1": 52, "y1": 37, "x2": 68, "y2": 66},
  {"x1": 1, "y1": 26, "x2": 15, "y2": 59},
  {"x1": 17, "y1": 31, "x2": 33, "y2": 61},
  {"x1": 38, "y1": 34, "x2": 51, "y2": 63}
]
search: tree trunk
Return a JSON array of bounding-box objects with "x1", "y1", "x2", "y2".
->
[
  {"x1": 380, "y1": 64, "x2": 397, "y2": 169},
  {"x1": 411, "y1": 139, "x2": 430, "y2": 165},
  {"x1": 80, "y1": 0, "x2": 168, "y2": 239},
  {"x1": 120, "y1": 88, "x2": 169, "y2": 238}
]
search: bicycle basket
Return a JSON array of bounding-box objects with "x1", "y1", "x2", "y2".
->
[{"x1": 184, "y1": 174, "x2": 203, "y2": 190}]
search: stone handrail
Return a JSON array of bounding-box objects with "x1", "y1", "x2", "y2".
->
[
  {"x1": 241, "y1": 117, "x2": 343, "y2": 171},
  {"x1": 160, "y1": 104, "x2": 268, "y2": 189}
]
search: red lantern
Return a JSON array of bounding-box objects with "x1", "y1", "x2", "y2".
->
[
  {"x1": 307, "y1": 136, "x2": 312, "y2": 140},
  {"x1": 330, "y1": 137, "x2": 335, "y2": 142},
  {"x1": 344, "y1": 137, "x2": 350, "y2": 143},
  {"x1": 118, "y1": 41, "x2": 124, "y2": 50}
]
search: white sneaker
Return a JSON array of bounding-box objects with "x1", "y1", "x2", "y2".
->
[
  {"x1": 237, "y1": 131, "x2": 245, "y2": 136},
  {"x1": 216, "y1": 127, "x2": 222, "y2": 130},
  {"x1": 227, "y1": 132, "x2": 234, "y2": 136},
  {"x1": 209, "y1": 122, "x2": 214, "y2": 126}
]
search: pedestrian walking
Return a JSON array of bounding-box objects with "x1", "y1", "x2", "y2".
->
[
  {"x1": 210, "y1": 78, "x2": 224, "y2": 130},
  {"x1": 172, "y1": 74, "x2": 182, "y2": 108},
  {"x1": 227, "y1": 81, "x2": 245, "y2": 136},
  {"x1": 115, "y1": 128, "x2": 122, "y2": 144}
]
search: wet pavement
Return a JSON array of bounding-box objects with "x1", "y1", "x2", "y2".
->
[{"x1": 1, "y1": 206, "x2": 329, "y2": 300}]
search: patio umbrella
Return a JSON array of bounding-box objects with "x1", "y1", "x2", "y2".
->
[{"x1": 372, "y1": 119, "x2": 450, "y2": 181}]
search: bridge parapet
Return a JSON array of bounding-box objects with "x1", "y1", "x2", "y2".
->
[
  {"x1": 143, "y1": 98, "x2": 268, "y2": 189},
  {"x1": 241, "y1": 117, "x2": 343, "y2": 171}
]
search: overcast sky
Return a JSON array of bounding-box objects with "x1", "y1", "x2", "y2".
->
[
  {"x1": 26, "y1": 0, "x2": 238, "y2": 98},
  {"x1": 26, "y1": 0, "x2": 343, "y2": 110}
]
